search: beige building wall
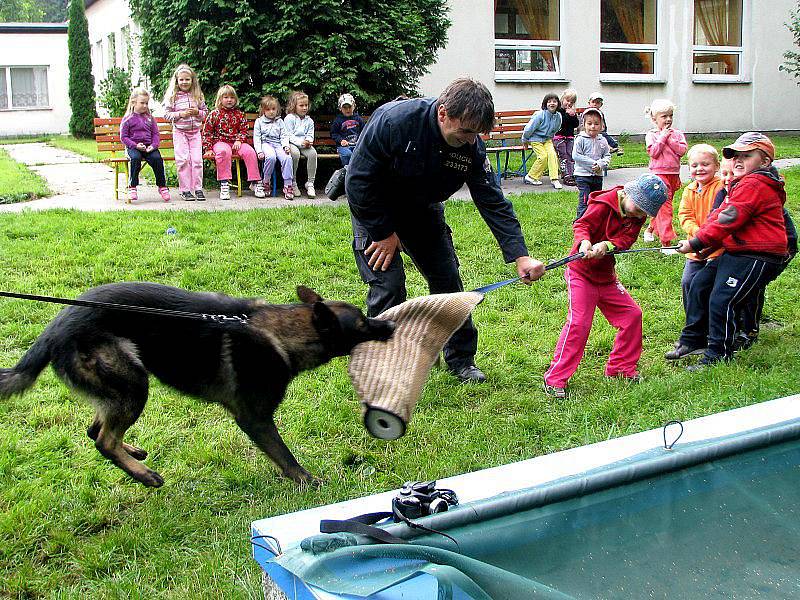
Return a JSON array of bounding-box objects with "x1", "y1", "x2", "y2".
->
[
  {"x1": 419, "y1": 0, "x2": 799, "y2": 135},
  {"x1": 0, "y1": 30, "x2": 70, "y2": 136}
]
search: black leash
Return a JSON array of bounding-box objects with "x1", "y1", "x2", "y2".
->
[
  {"x1": 472, "y1": 246, "x2": 680, "y2": 294},
  {"x1": 0, "y1": 290, "x2": 250, "y2": 326}
]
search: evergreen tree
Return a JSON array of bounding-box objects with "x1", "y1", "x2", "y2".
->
[
  {"x1": 67, "y1": 0, "x2": 96, "y2": 137},
  {"x1": 129, "y1": 0, "x2": 449, "y2": 112}
]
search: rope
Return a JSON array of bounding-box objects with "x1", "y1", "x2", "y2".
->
[{"x1": 0, "y1": 290, "x2": 250, "y2": 327}]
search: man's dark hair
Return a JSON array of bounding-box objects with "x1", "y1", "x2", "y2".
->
[
  {"x1": 438, "y1": 78, "x2": 495, "y2": 134},
  {"x1": 541, "y1": 93, "x2": 561, "y2": 110}
]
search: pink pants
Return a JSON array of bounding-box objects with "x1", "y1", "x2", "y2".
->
[
  {"x1": 647, "y1": 173, "x2": 681, "y2": 245},
  {"x1": 173, "y1": 128, "x2": 204, "y2": 192},
  {"x1": 544, "y1": 268, "x2": 643, "y2": 387},
  {"x1": 212, "y1": 141, "x2": 260, "y2": 182}
]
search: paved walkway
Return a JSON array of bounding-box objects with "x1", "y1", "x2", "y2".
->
[{"x1": 3, "y1": 142, "x2": 799, "y2": 213}]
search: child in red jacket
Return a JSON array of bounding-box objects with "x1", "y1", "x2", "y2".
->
[
  {"x1": 669, "y1": 132, "x2": 789, "y2": 370},
  {"x1": 543, "y1": 174, "x2": 668, "y2": 398}
]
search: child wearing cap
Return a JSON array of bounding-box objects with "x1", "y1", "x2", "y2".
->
[
  {"x1": 572, "y1": 107, "x2": 611, "y2": 218},
  {"x1": 543, "y1": 174, "x2": 669, "y2": 398},
  {"x1": 670, "y1": 132, "x2": 789, "y2": 370},
  {"x1": 331, "y1": 93, "x2": 366, "y2": 166}
]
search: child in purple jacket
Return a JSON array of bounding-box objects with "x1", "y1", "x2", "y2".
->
[{"x1": 120, "y1": 88, "x2": 170, "y2": 202}]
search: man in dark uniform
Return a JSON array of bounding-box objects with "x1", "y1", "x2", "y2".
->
[{"x1": 346, "y1": 78, "x2": 545, "y2": 383}]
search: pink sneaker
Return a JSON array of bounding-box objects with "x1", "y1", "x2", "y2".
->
[
  {"x1": 128, "y1": 187, "x2": 138, "y2": 202},
  {"x1": 283, "y1": 185, "x2": 294, "y2": 200},
  {"x1": 159, "y1": 187, "x2": 171, "y2": 202}
]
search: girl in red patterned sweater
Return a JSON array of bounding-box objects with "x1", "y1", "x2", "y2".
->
[{"x1": 202, "y1": 85, "x2": 261, "y2": 200}]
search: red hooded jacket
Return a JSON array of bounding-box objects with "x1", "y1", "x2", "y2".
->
[
  {"x1": 569, "y1": 186, "x2": 647, "y2": 283},
  {"x1": 690, "y1": 168, "x2": 788, "y2": 257}
]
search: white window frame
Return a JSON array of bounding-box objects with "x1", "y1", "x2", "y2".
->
[
  {"x1": 0, "y1": 65, "x2": 50, "y2": 111},
  {"x1": 599, "y1": 0, "x2": 661, "y2": 82},
  {"x1": 493, "y1": 1, "x2": 565, "y2": 82},
  {"x1": 691, "y1": 0, "x2": 748, "y2": 83}
]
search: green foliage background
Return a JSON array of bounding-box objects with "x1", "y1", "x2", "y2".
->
[
  {"x1": 129, "y1": 0, "x2": 449, "y2": 112},
  {"x1": 67, "y1": 0, "x2": 97, "y2": 137},
  {"x1": 97, "y1": 67, "x2": 133, "y2": 118},
  {"x1": 782, "y1": 4, "x2": 800, "y2": 83}
]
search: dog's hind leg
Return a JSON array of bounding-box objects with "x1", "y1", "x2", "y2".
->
[
  {"x1": 233, "y1": 408, "x2": 321, "y2": 486},
  {"x1": 88, "y1": 415, "x2": 147, "y2": 460}
]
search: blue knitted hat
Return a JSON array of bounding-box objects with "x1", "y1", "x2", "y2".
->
[{"x1": 623, "y1": 174, "x2": 668, "y2": 217}]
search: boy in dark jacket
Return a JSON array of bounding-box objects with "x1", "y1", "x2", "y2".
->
[
  {"x1": 669, "y1": 132, "x2": 789, "y2": 369},
  {"x1": 543, "y1": 174, "x2": 668, "y2": 398},
  {"x1": 331, "y1": 93, "x2": 366, "y2": 166}
]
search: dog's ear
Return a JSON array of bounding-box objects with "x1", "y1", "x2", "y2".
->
[
  {"x1": 297, "y1": 286, "x2": 323, "y2": 304},
  {"x1": 311, "y1": 301, "x2": 340, "y2": 338}
]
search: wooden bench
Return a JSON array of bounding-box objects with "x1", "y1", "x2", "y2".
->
[
  {"x1": 94, "y1": 117, "x2": 175, "y2": 200},
  {"x1": 95, "y1": 113, "x2": 358, "y2": 200},
  {"x1": 482, "y1": 108, "x2": 585, "y2": 185}
]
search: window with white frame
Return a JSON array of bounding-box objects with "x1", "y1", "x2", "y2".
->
[
  {"x1": 107, "y1": 32, "x2": 117, "y2": 69},
  {"x1": 121, "y1": 25, "x2": 130, "y2": 71},
  {"x1": 600, "y1": 0, "x2": 658, "y2": 77},
  {"x1": 0, "y1": 66, "x2": 49, "y2": 109},
  {"x1": 693, "y1": 0, "x2": 742, "y2": 77},
  {"x1": 494, "y1": 0, "x2": 561, "y2": 80}
]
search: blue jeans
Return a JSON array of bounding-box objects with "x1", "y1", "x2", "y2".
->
[
  {"x1": 574, "y1": 175, "x2": 603, "y2": 219},
  {"x1": 680, "y1": 258, "x2": 707, "y2": 310},
  {"x1": 126, "y1": 147, "x2": 166, "y2": 188},
  {"x1": 337, "y1": 145, "x2": 354, "y2": 166}
]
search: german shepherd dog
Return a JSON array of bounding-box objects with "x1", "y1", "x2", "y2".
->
[{"x1": 0, "y1": 283, "x2": 395, "y2": 487}]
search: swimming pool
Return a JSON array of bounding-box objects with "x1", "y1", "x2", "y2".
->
[{"x1": 252, "y1": 394, "x2": 800, "y2": 599}]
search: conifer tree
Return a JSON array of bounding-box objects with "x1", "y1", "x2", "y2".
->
[{"x1": 67, "y1": 0, "x2": 96, "y2": 137}]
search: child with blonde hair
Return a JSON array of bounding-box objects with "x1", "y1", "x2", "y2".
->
[
  {"x1": 554, "y1": 88, "x2": 580, "y2": 186},
  {"x1": 285, "y1": 91, "x2": 317, "y2": 198},
  {"x1": 522, "y1": 92, "x2": 563, "y2": 189},
  {"x1": 253, "y1": 95, "x2": 293, "y2": 200},
  {"x1": 677, "y1": 144, "x2": 724, "y2": 308},
  {"x1": 163, "y1": 64, "x2": 207, "y2": 201},
  {"x1": 644, "y1": 99, "x2": 687, "y2": 244},
  {"x1": 120, "y1": 87, "x2": 170, "y2": 203},
  {"x1": 202, "y1": 85, "x2": 261, "y2": 200}
]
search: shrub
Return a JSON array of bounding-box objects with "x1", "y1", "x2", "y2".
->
[{"x1": 97, "y1": 67, "x2": 132, "y2": 118}]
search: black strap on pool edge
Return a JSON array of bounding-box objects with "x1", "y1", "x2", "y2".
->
[
  {"x1": 0, "y1": 290, "x2": 250, "y2": 327},
  {"x1": 472, "y1": 246, "x2": 680, "y2": 294}
]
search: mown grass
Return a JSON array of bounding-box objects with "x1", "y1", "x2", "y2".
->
[
  {"x1": 0, "y1": 168, "x2": 798, "y2": 598},
  {"x1": 0, "y1": 147, "x2": 50, "y2": 204}
]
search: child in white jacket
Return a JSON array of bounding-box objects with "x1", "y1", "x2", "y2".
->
[
  {"x1": 253, "y1": 95, "x2": 294, "y2": 199},
  {"x1": 572, "y1": 108, "x2": 611, "y2": 218},
  {"x1": 284, "y1": 91, "x2": 317, "y2": 198}
]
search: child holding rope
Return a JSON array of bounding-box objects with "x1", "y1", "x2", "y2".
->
[{"x1": 543, "y1": 174, "x2": 668, "y2": 398}]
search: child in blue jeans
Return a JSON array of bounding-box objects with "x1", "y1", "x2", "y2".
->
[{"x1": 331, "y1": 93, "x2": 365, "y2": 166}]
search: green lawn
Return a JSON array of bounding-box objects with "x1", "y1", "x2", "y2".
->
[
  {"x1": 0, "y1": 167, "x2": 798, "y2": 598},
  {"x1": 0, "y1": 147, "x2": 50, "y2": 203}
]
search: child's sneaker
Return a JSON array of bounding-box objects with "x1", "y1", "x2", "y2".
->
[
  {"x1": 250, "y1": 181, "x2": 266, "y2": 198},
  {"x1": 159, "y1": 187, "x2": 171, "y2": 202},
  {"x1": 293, "y1": 183, "x2": 301, "y2": 197},
  {"x1": 552, "y1": 180, "x2": 563, "y2": 190},
  {"x1": 127, "y1": 187, "x2": 137, "y2": 203},
  {"x1": 219, "y1": 181, "x2": 231, "y2": 200},
  {"x1": 543, "y1": 378, "x2": 568, "y2": 399},
  {"x1": 305, "y1": 182, "x2": 316, "y2": 198},
  {"x1": 524, "y1": 175, "x2": 542, "y2": 185},
  {"x1": 283, "y1": 184, "x2": 294, "y2": 200},
  {"x1": 643, "y1": 230, "x2": 655, "y2": 242},
  {"x1": 181, "y1": 191, "x2": 195, "y2": 201},
  {"x1": 194, "y1": 190, "x2": 206, "y2": 201}
]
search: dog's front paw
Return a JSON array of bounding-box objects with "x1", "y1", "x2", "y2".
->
[
  {"x1": 289, "y1": 468, "x2": 323, "y2": 488},
  {"x1": 136, "y1": 468, "x2": 164, "y2": 488}
]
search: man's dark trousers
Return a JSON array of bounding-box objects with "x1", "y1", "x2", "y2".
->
[
  {"x1": 679, "y1": 253, "x2": 781, "y2": 360},
  {"x1": 351, "y1": 202, "x2": 478, "y2": 371}
]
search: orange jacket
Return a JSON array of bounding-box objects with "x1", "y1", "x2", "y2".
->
[{"x1": 678, "y1": 176, "x2": 725, "y2": 261}]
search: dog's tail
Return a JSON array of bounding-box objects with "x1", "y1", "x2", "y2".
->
[{"x1": 0, "y1": 336, "x2": 51, "y2": 399}]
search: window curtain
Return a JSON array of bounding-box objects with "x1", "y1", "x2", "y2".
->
[
  {"x1": 607, "y1": 0, "x2": 653, "y2": 73},
  {"x1": 11, "y1": 68, "x2": 49, "y2": 108},
  {"x1": 0, "y1": 70, "x2": 7, "y2": 110},
  {"x1": 510, "y1": 0, "x2": 555, "y2": 69},
  {"x1": 695, "y1": 0, "x2": 736, "y2": 72}
]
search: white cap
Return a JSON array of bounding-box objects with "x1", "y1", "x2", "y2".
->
[
  {"x1": 588, "y1": 91, "x2": 604, "y2": 101},
  {"x1": 338, "y1": 93, "x2": 355, "y2": 108}
]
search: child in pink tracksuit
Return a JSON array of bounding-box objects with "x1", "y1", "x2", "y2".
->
[
  {"x1": 163, "y1": 64, "x2": 207, "y2": 201},
  {"x1": 543, "y1": 174, "x2": 669, "y2": 398},
  {"x1": 644, "y1": 99, "x2": 687, "y2": 244},
  {"x1": 202, "y1": 84, "x2": 261, "y2": 200}
]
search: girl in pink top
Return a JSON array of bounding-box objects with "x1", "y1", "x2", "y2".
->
[
  {"x1": 644, "y1": 99, "x2": 687, "y2": 245},
  {"x1": 163, "y1": 64, "x2": 207, "y2": 201}
]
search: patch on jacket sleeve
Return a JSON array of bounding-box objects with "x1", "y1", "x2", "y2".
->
[{"x1": 718, "y1": 205, "x2": 739, "y2": 224}]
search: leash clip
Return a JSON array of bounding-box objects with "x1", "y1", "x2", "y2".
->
[{"x1": 205, "y1": 313, "x2": 250, "y2": 326}]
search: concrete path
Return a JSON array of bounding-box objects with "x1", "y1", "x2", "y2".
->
[{"x1": 3, "y1": 142, "x2": 799, "y2": 213}]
